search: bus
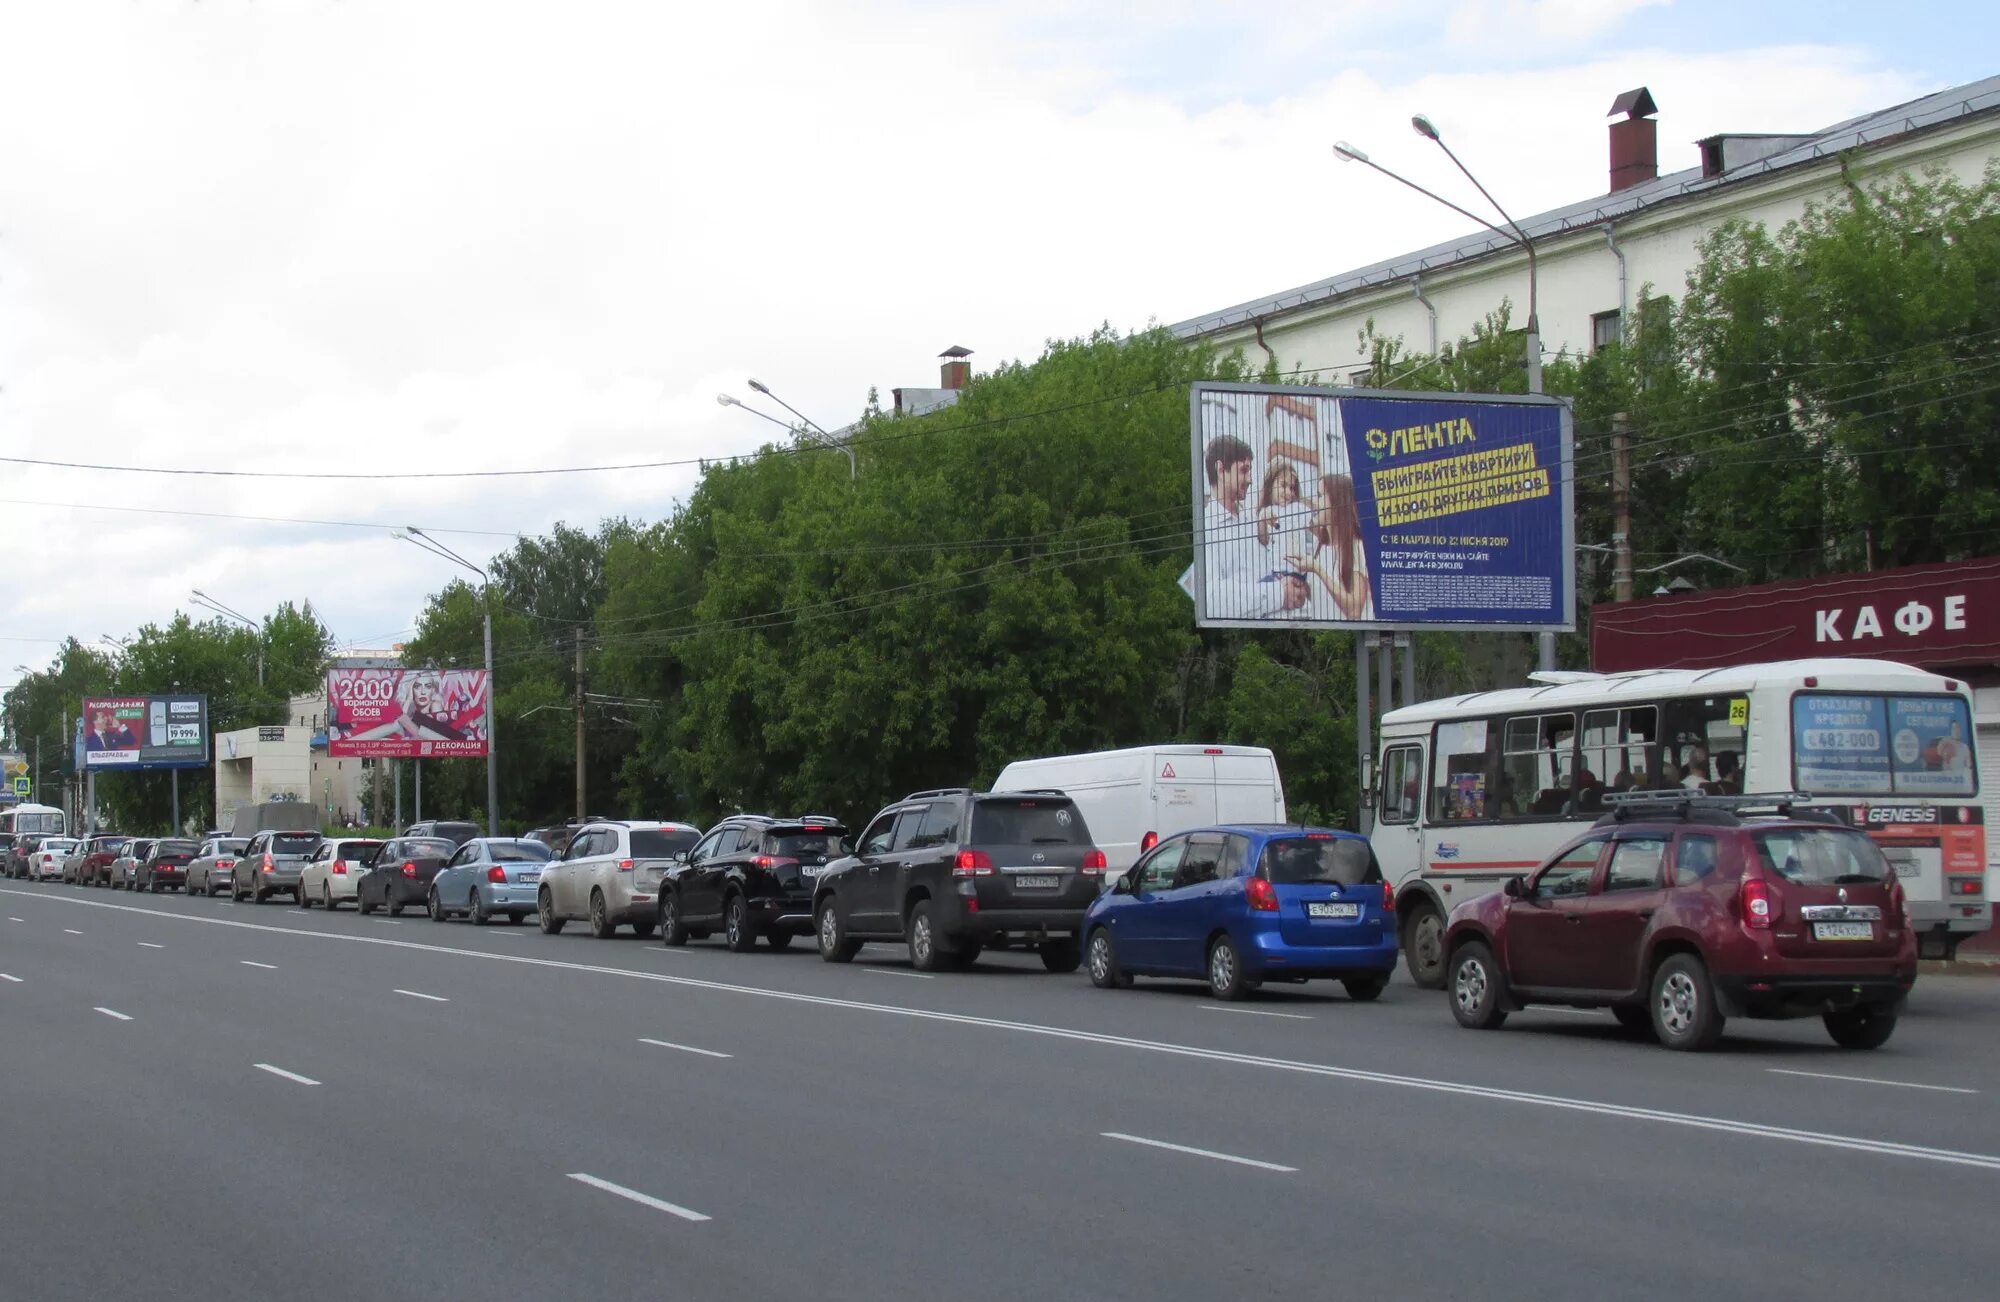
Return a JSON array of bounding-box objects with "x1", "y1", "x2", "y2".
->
[
  {"x1": 1373, "y1": 658, "x2": 1990, "y2": 986},
  {"x1": 0, "y1": 802, "x2": 67, "y2": 837}
]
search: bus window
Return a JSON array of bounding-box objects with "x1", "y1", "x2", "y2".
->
[
  {"x1": 1502, "y1": 713, "x2": 1577, "y2": 819},
  {"x1": 1379, "y1": 746, "x2": 1423, "y2": 824},
  {"x1": 1582, "y1": 706, "x2": 1659, "y2": 798},
  {"x1": 1431, "y1": 718, "x2": 1494, "y2": 822},
  {"x1": 1663, "y1": 696, "x2": 1748, "y2": 793}
]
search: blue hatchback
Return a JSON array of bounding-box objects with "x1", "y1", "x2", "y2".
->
[{"x1": 1081, "y1": 825, "x2": 1398, "y2": 1001}]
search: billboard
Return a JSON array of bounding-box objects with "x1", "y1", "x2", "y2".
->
[
  {"x1": 0, "y1": 752, "x2": 26, "y2": 803},
  {"x1": 1190, "y1": 383, "x2": 1573, "y2": 631},
  {"x1": 81, "y1": 695, "x2": 210, "y2": 769},
  {"x1": 326, "y1": 667, "x2": 490, "y2": 759}
]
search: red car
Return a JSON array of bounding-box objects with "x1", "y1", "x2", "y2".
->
[{"x1": 1443, "y1": 797, "x2": 1917, "y2": 1051}]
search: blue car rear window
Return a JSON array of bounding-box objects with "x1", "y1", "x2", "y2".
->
[{"x1": 1260, "y1": 837, "x2": 1377, "y2": 886}]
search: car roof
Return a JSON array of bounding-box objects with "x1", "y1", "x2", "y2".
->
[{"x1": 1179, "y1": 823, "x2": 1368, "y2": 841}]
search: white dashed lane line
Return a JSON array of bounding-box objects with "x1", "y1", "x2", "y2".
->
[
  {"x1": 1767, "y1": 1068, "x2": 1978, "y2": 1095},
  {"x1": 394, "y1": 989, "x2": 449, "y2": 1003},
  {"x1": 254, "y1": 1064, "x2": 321, "y2": 1086},
  {"x1": 1, "y1": 973, "x2": 21, "y2": 983},
  {"x1": 567, "y1": 1173, "x2": 710, "y2": 1223},
  {"x1": 1102, "y1": 1132, "x2": 1298, "y2": 1173},
  {"x1": 240, "y1": 961, "x2": 277, "y2": 970},
  {"x1": 93, "y1": 1007, "x2": 133, "y2": 1021},
  {"x1": 1200, "y1": 1005, "x2": 1313, "y2": 1020},
  {"x1": 639, "y1": 1038, "x2": 732, "y2": 1059}
]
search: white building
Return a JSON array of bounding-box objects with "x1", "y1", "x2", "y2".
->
[{"x1": 1172, "y1": 76, "x2": 2000, "y2": 377}]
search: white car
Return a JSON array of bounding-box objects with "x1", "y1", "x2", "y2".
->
[
  {"x1": 537, "y1": 820, "x2": 700, "y2": 939},
  {"x1": 297, "y1": 836, "x2": 386, "y2": 910},
  {"x1": 30, "y1": 838, "x2": 78, "y2": 881}
]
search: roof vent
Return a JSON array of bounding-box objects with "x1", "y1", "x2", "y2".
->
[{"x1": 939, "y1": 345, "x2": 972, "y2": 390}]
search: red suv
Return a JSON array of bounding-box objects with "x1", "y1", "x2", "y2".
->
[{"x1": 1443, "y1": 796, "x2": 1917, "y2": 1051}]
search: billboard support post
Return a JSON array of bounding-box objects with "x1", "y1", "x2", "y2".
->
[
  {"x1": 1356, "y1": 636, "x2": 1373, "y2": 836},
  {"x1": 483, "y1": 606, "x2": 497, "y2": 838},
  {"x1": 171, "y1": 771, "x2": 179, "y2": 835},
  {"x1": 415, "y1": 759, "x2": 422, "y2": 825}
]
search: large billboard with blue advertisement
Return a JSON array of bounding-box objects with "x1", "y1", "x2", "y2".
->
[{"x1": 1189, "y1": 382, "x2": 1573, "y2": 630}]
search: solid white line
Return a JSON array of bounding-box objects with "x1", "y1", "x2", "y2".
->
[
  {"x1": 567, "y1": 1173, "x2": 710, "y2": 1223},
  {"x1": 639, "y1": 1037, "x2": 732, "y2": 1059},
  {"x1": 1200, "y1": 1005, "x2": 1313, "y2": 1020},
  {"x1": 1768, "y1": 1068, "x2": 1978, "y2": 1095},
  {"x1": 1102, "y1": 1132, "x2": 1297, "y2": 1172},
  {"x1": 93, "y1": 1007, "x2": 132, "y2": 1021},
  {"x1": 138, "y1": 942, "x2": 165, "y2": 949},
  {"x1": 240, "y1": 960, "x2": 276, "y2": 970},
  {"x1": 63, "y1": 928, "x2": 81, "y2": 935},
  {"x1": 0, "y1": 973, "x2": 21, "y2": 983},
  {"x1": 864, "y1": 968, "x2": 934, "y2": 980},
  {"x1": 16, "y1": 887, "x2": 2000, "y2": 1174},
  {"x1": 394, "y1": 989, "x2": 450, "y2": 1003},
  {"x1": 253, "y1": 1063, "x2": 320, "y2": 1086}
]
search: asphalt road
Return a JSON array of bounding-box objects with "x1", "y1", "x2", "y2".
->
[{"x1": 3, "y1": 879, "x2": 1997, "y2": 1301}]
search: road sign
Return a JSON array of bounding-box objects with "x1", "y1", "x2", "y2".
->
[{"x1": 12, "y1": 775, "x2": 30, "y2": 796}]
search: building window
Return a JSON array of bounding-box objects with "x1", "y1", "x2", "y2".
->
[
  {"x1": 1347, "y1": 368, "x2": 1373, "y2": 388},
  {"x1": 1592, "y1": 310, "x2": 1622, "y2": 353}
]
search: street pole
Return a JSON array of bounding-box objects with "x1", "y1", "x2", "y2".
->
[
  {"x1": 1612, "y1": 412, "x2": 1634, "y2": 602},
  {"x1": 483, "y1": 605, "x2": 497, "y2": 837},
  {"x1": 1356, "y1": 637, "x2": 1374, "y2": 835},
  {"x1": 393, "y1": 759, "x2": 402, "y2": 829},
  {"x1": 574, "y1": 630, "x2": 586, "y2": 821},
  {"x1": 171, "y1": 770, "x2": 180, "y2": 834},
  {"x1": 415, "y1": 759, "x2": 422, "y2": 824}
]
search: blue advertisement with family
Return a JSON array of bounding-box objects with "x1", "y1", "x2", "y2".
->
[{"x1": 1192, "y1": 383, "x2": 1571, "y2": 630}]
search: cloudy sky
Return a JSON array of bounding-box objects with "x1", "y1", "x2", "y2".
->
[{"x1": 1, "y1": 0, "x2": 1992, "y2": 681}]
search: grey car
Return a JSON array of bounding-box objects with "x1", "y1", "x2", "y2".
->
[
  {"x1": 107, "y1": 840, "x2": 156, "y2": 891},
  {"x1": 232, "y1": 830, "x2": 323, "y2": 903},
  {"x1": 186, "y1": 838, "x2": 251, "y2": 897}
]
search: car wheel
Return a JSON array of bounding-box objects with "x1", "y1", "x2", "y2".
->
[
  {"x1": 765, "y1": 931, "x2": 791, "y2": 950},
  {"x1": 946, "y1": 942, "x2": 982, "y2": 970},
  {"x1": 387, "y1": 894, "x2": 405, "y2": 918},
  {"x1": 1824, "y1": 1005, "x2": 1898, "y2": 1050},
  {"x1": 588, "y1": 890, "x2": 615, "y2": 939},
  {"x1": 150, "y1": 881, "x2": 162, "y2": 894},
  {"x1": 359, "y1": 890, "x2": 377, "y2": 916},
  {"x1": 1650, "y1": 954, "x2": 1724, "y2": 1051},
  {"x1": 1038, "y1": 938, "x2": 1081, "y2": 974},
  {"x1": 722, "y1": 894, "x2": 758, "y2": 953},
  {"x1": 469, "y1": 890, "x2": 489, "y2": 926},
  {"x1": 254, "y1": 886, "x2": 269, "y2": 905},
  {"x1": 298, "y1": 885, "x2": 313, "y2": 909},
  {"x1": 1403, "y1": 903, "x2": 1447, "y2": 990},
  {"x1": 323, "y1": 885, "x2": 336, "y2": 911},
  {"x1": 659, "y1": 892, "x2": 688, "y2": 946},
  {"x1": 907, "y1": 902, "x2": 946, "y2": 972},
  {"x1": 506, "y1": 913, "x2": 523, "y2": 925},
  {"x1": 538, "y1": 891, "x2": 565, "y2": 935},
  {"x1": 1449, "y1": 941, "x2": 1509, "y2": 1030},
  {"x1": 816, "y1": 899, "x2": 860, "y2": 963},
  {"x1": 1206, "y1": 936, "x2": 1253, "y2": 1000},
  {"x1": 1612, "y1": 1005, "x2": 1654, "y2": 1036},
  {"x1": 428, "y1": 890, "x2": 446, "y2": 923},
  {"x1": 1086, "y1": 929, "x2": 1132, "y2": 989},
  {"x1": 1342, "y1": 973, "x2": 1390, "y2": 1002}
]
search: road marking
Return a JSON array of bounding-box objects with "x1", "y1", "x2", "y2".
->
[
  {"x1": 1532, "y1": 1007, "x2": 1606, "y2": 1017},
  {"x1": 254, "y1": 1064, "x2": 320, "y2": 1086},
  {"x1": 64, "y1": 928, "x2": 81, "y2": 935},
  {"x1": 394, "y1": 989, "x2": 450, "y2": 1003},
  {"x1": 240, "y1": 960, "x2": 277, "y2": 970},
  {"x1": 864, "y1": 968, "x2": 934, "y2": 980},
  {"x1": 1200, "y1": 1005, "x2": 1313, "y2": 1020},
  {"x1": 138, "y1": 942, "x2": 165, "y2": 949},
  {"x1": 18, "y1": 887, "x2": 2000, "y2": 1174},
  {"x1": 382, "y1": 920, "x2": 403, "y2": 925},
  {"x1": 8, "y1": 916, "x2": 22, "y2": 922},
  {"x1": 94, "y1": 1007, "x2": 133, "y2": 1021},
  {"x1": 566, "y1": 1173, "x2": 710, "y2": 1223},
  {"x1": 1767, "y1": 1068, "x2": 1978, "y2": 1095},
  {"x1": 0, "y1": 973, "x2": 21, "y2": 983},
  {"x1": 639, "y1": 1037, "x2": 732, "y2": 1059},
  {"x1": 1102, "y1": 1132, "x2": 1297, "y2": 1172}
]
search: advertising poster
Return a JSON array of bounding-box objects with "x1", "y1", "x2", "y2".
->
[
  {"x1": 1887, "y1": 696, "x2": 1977, "y2": 796},
  {"x1": 0, "y1": 752, "x2": 27, "y2": 803},
  {"x1": 326, "y1": 668, "x2": 490, "y2": 758},
  {"x1": 1190, "y1": 382, "x2": 1573, "y2": 630},
  {"x1": 81, "y1": 696, "x2": 210, "y2": 769},
  {"x1": 1792, "y1": 693, "x2": 1978, "y2": 798}
]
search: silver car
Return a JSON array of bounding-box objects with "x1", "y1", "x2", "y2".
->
[
  {"x1": 186, "y1": 838, "x2": 250, "y2": 896},
  {"x1": 428, "y1": 837, "x2": 552, "y2": 924},
  {"x1": 107, "y1": 839, "x2": 156, "y2": 891},
  {"x1": 537, "y1": 821, "x2": 699, "y2": 939},
  {"x1": 232, "y1": 830, "x2": 322, "y2": 903}
]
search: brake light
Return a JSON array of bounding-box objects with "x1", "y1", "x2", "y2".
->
[
  {"x1": 1203, "y1": 747, "x2": 1223, "y2": 755},
  {"x1": 261, "y1": 853, "x2": 274, "y2": 874},
  {"x1": 1245, "y1": 876, "x2": 1279, "y2": 912},
  {"x1": 218, "y1": 859, "x2": 235, "y2": 870},
  {"x1": 616, "y1": 858, "x2": 634, "y2": 872},
  {"x1": 1382, "y1": 881, "x2": 1395, "y2": 911},
  {"x1": 1740, "y1": 877, "x2": 1774, "y2": 929},
  {"x1": 1139, "y1": 831, "x2": 1158, "y2": 853},
  {"x1": 1307, "y1": 832, "x2": 1332, "y2": 839},
  {"x1": 1949, "y1": 875, "x2": 1983, "y2": 897},
  {"x1": 332, "y1": 859, "x2": 347, "y2": 875},
  {"x1": 752, "y1": 855, "x2": 775, "y2": 870},
  {"x1": 401, "y1": 861, "x2": 417, "y2": 878},
  {"x1": 486, "y1": 866, "x2": 508, "y2": 883},
  {"x1": 1081, "y1": 849, "x2": 1106, "y2": 873},
  {"x1": 953, "y1": 849, "x2": 995, "y2": 877}
]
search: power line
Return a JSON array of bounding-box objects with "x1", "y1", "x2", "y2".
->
[{"x1": 0, "y1": 497, "x2": 519, "y2": 538}]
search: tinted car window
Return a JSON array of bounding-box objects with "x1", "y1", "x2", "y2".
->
[
  {"x1": 631, "y1": 829, "x2": 698, "y2": 859},
  {"x1": 905, "y1": 804, "x2": 959, "y2": 850},
  {"x1": 1135, "y1": 839, "x2": 1186, "y2": 893},
  {"x1": 1753, "y1": 828, "x2": 1892, "y2": 885},
  {"x1": 1534, "y1": 840, "x2": 1603, "y2": 898},
  {"x1": 217, "y1": 839, "x2": 248, "y2": 854},
  {"x1": 340, "y1": 840, "x2": 384, "y2": 861},
  {"x1": 155, "y1": 840, "x2": 199, "y2": 857},
  {"x1": 1674, "y1": 835, "x2": 1719, "y2": 883},
  {"x1": 1176, "y1": 836, "x2": 1223, "y2": 887},
  {"x1": 767, "y1": 831, "x2": 841, "y2": 859},
  {"x1": 858, "y1": 815, "x2": 897, "y2": 857},
  {"x1": 1259, "y1": 836, "x2": 1377, "y2": 886},
  {"x1": 1604, "y1": 838, "x2": 1667, "y2": 892},
  {"x1": 970, "y1": 800, "x2": 1085, "y2": 844},
  {"x1": 490, "y1": 841, "x2": 552, "y2": 862},
  {"x1": 270, "y1": 833, "x2": 321, "y2": 854}
]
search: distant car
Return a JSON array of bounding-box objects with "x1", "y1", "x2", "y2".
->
[
  {"x1": 233, "y1": 830, "x2": 323, "y2": 903},
  {"x1": 186, "y1": 838, "x2": 250, "y2": 897},
  {"x1": 811, "y1": 789, "x2": 1105, "y2": 971},
  {"x1": 428, "y1": 837, "x2": 552, "y2": 924},
  {"x1": 28, "y1": 837, "x2": 78, "y2": 882},
  {"x1": 355, "y1": 837, "x2": 456, "y2": 917},
  {"x1": 523, "y1": 824, "x2": 580, "y2": 855},
  {"x1": 537, "y1": 821, "x2": 699, "y2": 939},
  {"x1": 65, "y1": 836, "x2": 121, "y2": 885},
  {"x1": 134, "y1": 839, "x2": 199, "y2": 893},
  {"x1": 106, "y1": 839, "x2": 156, "y2": 891},
  {"x1": 297, "y1": 837, "x2": 385, "y2": 910},
  {"x1": 2, "y1": 832, "x2": 29, "y2": 879},
  {"x1": 82, "y1": 836, "x2": 133, "y2": 887},
  {"x1": 1082, "y1": 826, "x2": 1397, "y2": 1000},
  {"x1": 404, "y1": 820, "x2": 481, "y2": 848},
  {"x1": 662, "y1": 815, "x2": 847, "y2": 951},
  {"x1": 1442, "y1": 798, "x2": 1919, "y2": 1051}
]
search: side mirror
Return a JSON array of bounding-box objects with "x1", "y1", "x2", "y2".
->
[
  {"x1": 1503, "y1": 875, "x2": 1526, "y2": 899},
  {"x1": 671, "y1": 850, "x2": 689, "y2": 864},
  {"x1": 1112, "y1": 871, "x2": 1135, "y2": 895}
]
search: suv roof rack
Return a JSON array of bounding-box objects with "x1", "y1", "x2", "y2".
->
[
  {"x1": 993, "y1": 788, "x2": 1068, "y2": 798},
  {"x1": 1594, "y1": 790, "x2": 1823, "y2": 827},
  {"x1": 789, "y1": 813, "x2": 843, "y2": 824},
  {"x1": 902, "y1": 788, "x2": 972, "y2": 802}
]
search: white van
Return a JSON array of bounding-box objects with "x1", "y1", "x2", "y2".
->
[{"x1": 991, "y1": 745, "x2": 1286, "y2": 872}]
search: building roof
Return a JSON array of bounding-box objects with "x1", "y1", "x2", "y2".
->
[{"x1": 1172, "y1": 74, "x2": 2000, "y2": 340}]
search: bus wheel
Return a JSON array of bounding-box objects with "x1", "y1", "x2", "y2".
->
[{"x1": 1404, "y1": 904, "x2": 1446, "y2": 990}]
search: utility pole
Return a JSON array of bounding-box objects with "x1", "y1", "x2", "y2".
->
[
  {"x1": 1612, "y1": 411, "x2": 1634, "y2": 602},
  {"x1": 573, "y1": 630, "x2": 586, "y2": 821}
]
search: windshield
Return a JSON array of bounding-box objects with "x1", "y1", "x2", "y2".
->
[
  {"x1": 1792, "y1": 692, "x2": 1977, "y2": 797},
  {"x1": 1260, "y1": 836, "x2": 1379, "y2": 885},
  {"x1": 768, "y1": 831, "x2": 842, "y2": 859},
  {"x1": 402, "y1": 838, "x2": 455, "y2": 857},
  {"x1": 970, "y1": 800, "x2": 1087, "y2": 844},
  {"x1": 97, "y1": 839, "x2": 129, "y2": 854},
  {"x1": 632, "y1": 829, "x2": 698, "y2": 859},
  {"x1": 1753, "y1": 827, "x2": 1892, "y2": 885},
  {"x1": 490, "y1": 842, "x2": 551, "y2": 862},
  {"x1": 21, "y1": 812, "x2": 62, "y2": 833}
]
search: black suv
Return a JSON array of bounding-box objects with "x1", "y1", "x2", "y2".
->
[
  {"x1": 811, "y1": 789, "x2": 1105, "y2": 972},
  {"x1": 661, "y1": 814, "x2": 848, "y2": 951}
]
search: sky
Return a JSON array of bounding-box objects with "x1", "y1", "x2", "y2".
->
[{"x1": 0, "y1": 0, "x2": 1993, "y2": 685}]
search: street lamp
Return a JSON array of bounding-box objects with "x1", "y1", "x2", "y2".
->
[
  {"x1": 393, "y1": 527, "x2": 498, "y2": 836},
  {"x1": 719, "y1": 379, "x2": 857, "y2": 480},
  {"x1": 190, "y1": 590, "x2": 264, "y2": 686}
]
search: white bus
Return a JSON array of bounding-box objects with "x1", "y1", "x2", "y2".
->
[
  {"x1": 1373, "y1": 658, "x2": 1990, "y2": 986},
  {"x1": 0, "y1": 802, "x2": 66, "y2": 837}
]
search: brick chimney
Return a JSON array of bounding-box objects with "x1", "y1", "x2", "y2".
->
[
  {"x1": 939, "y1": 344, "x2": 972, "y2": 390},
  {"x1": 1607, "y1": 87, "x2": 1659, "y2": 193}
]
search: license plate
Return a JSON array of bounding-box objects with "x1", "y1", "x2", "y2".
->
[
  {"x1": 519, "y1": 873, "x2": 540, "y2": 884},
  {"x1": 1015, "y1": 875, "x2": 1059, "y2": 890},
  {"x1": 1812, "y1": 921, "x2": 1874, "y2": 941},
  {"x1": 1306, "y1": 901, "x2": 1361, "y2": 919}
]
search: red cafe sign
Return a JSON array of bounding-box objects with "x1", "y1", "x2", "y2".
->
[{"x1": 1589, "y1": 556, "x2": 2000, "y2": 673}]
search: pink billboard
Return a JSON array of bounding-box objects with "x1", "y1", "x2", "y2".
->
[{"x1": 326, "y1": 668, "x2": 490, "y2": 758}]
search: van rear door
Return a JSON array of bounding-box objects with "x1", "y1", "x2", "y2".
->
[
  {"x1": 1214, "y1": 751, "x2": 1284, "y2": 823},
  {"x1": 1150, "y1": 751, "x2": 1219, "y2": 830}
]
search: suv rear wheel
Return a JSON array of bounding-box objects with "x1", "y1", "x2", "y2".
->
[
  {"x1": 816, "y1": 899, "x2": 861, "y2": 963},
  {"x1": 658, "y1": 892, "x2": 688, "y2": 946},
  {"x1": 723, "y1": 894, "x2": 757, "y2": 953},
  {"x1": 1039, "y1": 938, "x2": 1080, "y2": 974},
  {"x1": 1824, "y1": 1005, "x2": 1898, "y2": 1050},
  {"x1": 538, "y1": 890, "x2": 564, "y2": 935},
  {"x1": 1448, "y1": 941, "x2": 1507, "y2": 1030},
  {"x1": 588, "y1": 890, "x2": 615, "y2": 939},
  {"x1": 1650, "y1": 953, "x2": 1724, "y2": 1051},
  {"x1": 906, "y1": 902, "x2": 946, "y2": 972}
]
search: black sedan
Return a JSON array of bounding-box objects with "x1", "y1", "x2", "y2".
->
[
  {"x1": 356, "y1": 837, "x2": 456, "y2": 917},
  {"x1": 134, "y1": 839, "x2": 200, "y2": 892}
]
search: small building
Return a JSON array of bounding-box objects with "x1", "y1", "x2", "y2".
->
[{"x1": 214, "y1": 724, "x2": 315, "y2": 831}]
